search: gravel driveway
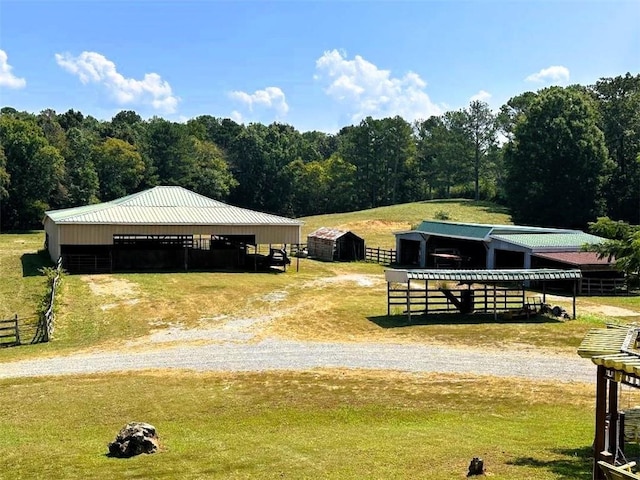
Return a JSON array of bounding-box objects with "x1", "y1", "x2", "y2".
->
[{"x1": 0, "y1": 338, "x2": 595, "y2": 383}]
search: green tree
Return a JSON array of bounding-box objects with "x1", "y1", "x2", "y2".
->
[
  {"x1": 63, "y1": 127, "x2": 100, "y2": 206},
  {"x1": 338, "y1": 116, "x2": 415, "y2": 209},
  {"x1": 588, "y1": 216, "x2": 640, "y2": 286},
  {"x1": 504, "y1": 87, "x2": 610, "y2": 228},
  {"x1": 0, "y1": 116, "x2": 65, "y2": 229},
  {"x1": 0, "y1": 145, "x2": 9, "y2": 201},
  {"x1": 183, "y1": 138, "x2": 237, "y2": 200},
  {"x1": 465, "y1": 101, "x2": 497, "y2": 201},
  {"x1": 92, "y1": 138, "x2": 145, "y2": 200},
  {"x1": 590, "y1": 73, "x2": 640, "y2": 223}
]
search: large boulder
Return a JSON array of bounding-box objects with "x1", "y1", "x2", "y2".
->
[{"x1": 108, "y1": 422, "x2": 159, "y2": 458}]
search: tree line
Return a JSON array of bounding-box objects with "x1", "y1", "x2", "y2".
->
[{"x1": 0, "y1": 73, "x2": 638, "y2": 231}]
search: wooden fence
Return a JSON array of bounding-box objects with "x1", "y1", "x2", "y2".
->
[
  {"x1": 287, "y1": 243, "x2": 396, "y2": 265},
  {"x1": 32, "y1": 257, "x2": 63, "y2": 344},
  {"x1": 0, "y1": 315, "x2": 20, "y2": 347},
  {"x1": 580, "y1": 277, "x2": 628, "y2": 296},
  {"x1": 364, "y1": 247, "x2": 396, "y2": 265}
]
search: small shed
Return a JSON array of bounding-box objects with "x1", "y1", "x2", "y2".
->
[{"x1": 307, "y1": 227, "x2": 365, "y2": 262}]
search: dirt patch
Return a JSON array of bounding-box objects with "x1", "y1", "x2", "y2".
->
[
  {"x1": 304, "y1": 274, "x2": 384, "y2": 288},
  {"x1": 581, "y1": 304, "x2": 640, "y2": 317},
  {"x1": 83, "y1": 275, "x2": 139, "y2": 298}
]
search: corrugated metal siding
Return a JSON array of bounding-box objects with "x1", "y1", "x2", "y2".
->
[
  {"x1": 46, "y1": 186, "x2": 303, "y2": 226},
  {"x1": 385, "y1": 268, "x2": 582, "y2": 283},
  {"x1": 44, "y1": 217, "x2": 60, "y2": 261},
  {"x1": 491, "y1": 233, "x2": 605, "y2": 249},
  {"x1": 416, "y1": 221, "x2": 493, "y2": 239},
  {"x1": 59, "y1": 224, "x2": 301, "y2": 246},
  {"x1": 308, "y1": 227, "x2": 348, "y2": 241}
]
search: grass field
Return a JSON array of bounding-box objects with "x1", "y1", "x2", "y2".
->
[
  {"x1": 0, "y1": 370, "x2": 599, "y2": 480},
  {"x1": 300, "y1": 198, "x2": 512, "y2": 248},
  {"x1": 1, "y1": 199, "x2": 638, "y2": 479}
]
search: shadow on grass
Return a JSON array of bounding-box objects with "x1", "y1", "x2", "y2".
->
[
  {"x1": 368, "y1": 312, "x2": 565, "y2": 328},
  {"x1": 20, "y1": 251, "x2": 53, "y2": 277},
  {"x1": 508, "y1": 446, "x2": 593, "y2": 480}
]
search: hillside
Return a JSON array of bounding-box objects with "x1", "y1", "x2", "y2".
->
[{"x1": 300, "y1": 199, "x2": 512, "y2": 248}]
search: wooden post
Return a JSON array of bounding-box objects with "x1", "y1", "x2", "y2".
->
[
  {"x1": 13, "y1": 314, "x2": 19, "y2": 346},
  {"x1": 425, "y1": 280, "x2": 428, "y2": 316},
  {"x1": 573, "y1": 280, "x2": 577, "y2": 319},
  {"x1": 387, "y1": 281, "x2": 391, "y2": 316},
  {"x1": 594, "y1": 365, "x2": 607, "y2": 480},
  {"x1": 608, "y1": 378, "x2": 619, "y2": 461},
  {"x1": 407, "y1": 278, "x2": 412, "y2": 323}
]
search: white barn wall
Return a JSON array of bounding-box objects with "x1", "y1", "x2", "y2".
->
[{"x1": 58, "y1": 224, "x2": 301, "y2": 246}]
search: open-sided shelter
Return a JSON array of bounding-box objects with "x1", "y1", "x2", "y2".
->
[
  {"x1": 579, "y1": 325, "x2": 640, "y2": 479},
  {"x1": 394, "y1": 220, "x2": 620, "y2": 295},
  {"x1": 307, "y1": 227, "x2": 365, "y2": 262},
  {"x1": 43, "y1": 186, "x2": 303, "y2": 273},
  {"x1": 385, "y1": 268, "x2": 582, "y2": 321}
]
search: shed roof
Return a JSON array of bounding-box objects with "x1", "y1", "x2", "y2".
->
[
  {"x1": 491, "y1": 232, "x2": 605, "y2": 250},
  {"x1": 411, "y1": 220, "x2": 583, "y2": 242},
  {"x1": 307, "y1": 227, "x2": 362, "y2": 241},
  {"x1": 385, "y1": 268, "x2": 582, "y2": 283},
  {"x1": 534, "y1": 251, "x2": 614, "y2": 267},
  {"x1": 578, "y1": 325, "x2": 640, "y2": 377},
  {"x1": 45, "y1": 186, "x2": 303, "y2": 226}
]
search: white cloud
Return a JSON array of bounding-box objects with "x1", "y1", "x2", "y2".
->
[
  {"x1": 525, "y1": 65, "x2": 570, "y2": 84},
  {"x1": 230, "y1": 110, "x2": 244, "y2": 123},
  {"x1": 229, "y1": 86, "x2": 289, "y2": 118},
  {"x1": 55, "y1": 51, "x2": 179, "y2": 113},
  {"x1": 470, "y1": 90, "x2": 492, "y2": 102},
  {"x1": 0, "y1": 50, "x2": 26, "y2": 89},
  {"x1": 314, "y1": 49, "x2": 441, "y2": 123}
]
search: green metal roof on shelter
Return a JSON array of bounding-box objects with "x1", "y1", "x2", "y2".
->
[
  {"x1": 578, "y1": 325, "x2": 640, "y2": 377},
  {"x1": 385, "y1": 268, "x2": 582, "y2": 284},
  {"x1": 413, "y1": 220, "x2": 579, "y2": 241},
  {"x1": 45, "y1": 186, "x2": 303, "y2": 226},
  {"x1": 492, "y1": 232, "x2": 605, "y2": 250}
]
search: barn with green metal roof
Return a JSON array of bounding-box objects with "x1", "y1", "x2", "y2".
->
[
  {"x1": 43, "y1": 186, "x2": 303, "y2": 273},
  {"x1": 394, "y1": 220, "x2": 622, "y2": 295}
]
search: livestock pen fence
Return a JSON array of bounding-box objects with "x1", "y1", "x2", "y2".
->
[
  {"x1": 387, "y1": 283, "x2": 530, "y2": 318},
  {"x1": 1, "y1": 258, "x2": 63, "y2": 348},
  {"x1": 287, "y1": 243, "x2": 396, "y2": 265}
]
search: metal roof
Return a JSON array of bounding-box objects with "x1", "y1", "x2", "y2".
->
[
  {"x1": 534, "y1": 251, "x2": 614, "y2": 267},
  {"x1": 578, "y1": 326, "x2": 640, "y2": 377},
  {"x1": 307, "y1": 227, "x2": 363, "y2": 241},
  {"x1": 45, "y1": 186, "x2": 304, "y2": 226},
  {"x1": 491, "y1": 232, "x2": 605, "y2": 250},
  {"x1": 385, "y1": 268, "x2": 582, "y2": 283},
  {"x1": 411, "y1": 220, "x2": 580, "y2": 242}
]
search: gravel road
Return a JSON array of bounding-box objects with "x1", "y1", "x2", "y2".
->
[{"x1": 0, "y1": 338, "x2": 595, "y2": 383}]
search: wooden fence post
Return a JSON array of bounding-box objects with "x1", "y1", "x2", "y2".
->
[{"x1": 14, "y1": 314, "x2": 20, "y2": 346}]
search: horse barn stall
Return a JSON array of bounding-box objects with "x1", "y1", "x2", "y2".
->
[
  {"x1": 385, "y1": 269, "x2": 582, "y2": 322},
  {"x1": 393, "y1": 220, "x2": 621, "y2": 295},
  {"x1": 306, "y1": 227, "x2": 365, "y2": 262},
  {"x1": 43, "y1": 186, "x2": 302, "y2": 274}
]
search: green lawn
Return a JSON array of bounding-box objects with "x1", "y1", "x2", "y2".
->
[
  {"x1": 0, "y1": 370, "x2": 596, "y2": 480},
  {"x1": 301, "y1": 198, "x2": 512, "y2": 248}
]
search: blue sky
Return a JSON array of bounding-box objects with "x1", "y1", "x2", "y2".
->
[{"x1": 1, "y1": 0, "x2": 638, "y2": 132}]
